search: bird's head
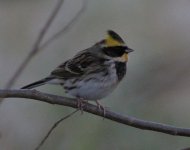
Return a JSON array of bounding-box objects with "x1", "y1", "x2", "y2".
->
[{"x1": 99, "y1": 30, "x2": 134, "y2": 62}]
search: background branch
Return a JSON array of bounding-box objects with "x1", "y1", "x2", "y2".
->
[
  {"x1": 3, "y1": 0, "x2": 65, "y2": 91},
  {"x1": 2, "y1": 0, "x2": 87, "y2": 97},
  {"x1": 40, "y1": 0, "x2": 87, "y2": 51},
  {"x1": 35, "y1": 109, "x2": 79, "y2": 150},
  {"x1": 1, "y1": 89, "x2": 190, "y2": 137}
]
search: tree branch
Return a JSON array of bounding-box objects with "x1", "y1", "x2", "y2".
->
[
  {"x1": 3, "y1": 0, "x2": 65, "y2": 90},
  {"x1": 35, "y1": 109, "x2": 79, "y2": 150},
  {"x1": 1, "y1": 89, "x2": 190, "y2": 137},
  {"x1": 40, "y1": 0, "x2": 87, "y2": 50}
]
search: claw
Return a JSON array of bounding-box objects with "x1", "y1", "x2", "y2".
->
[
  {"x1": 95, "y1": 100, "x2": 106, "y2": 117},
  {"x1": 77, "y1": 98, "x2": 85, "y2": 114}
]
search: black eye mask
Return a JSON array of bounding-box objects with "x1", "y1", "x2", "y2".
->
[{"x1": 102, "y1": 46, "x2": 128, "y2": 57}]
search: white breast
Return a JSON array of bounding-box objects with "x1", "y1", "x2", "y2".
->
[{"x1": 64, "y1": 62, "x2": 119, "y2": 100}]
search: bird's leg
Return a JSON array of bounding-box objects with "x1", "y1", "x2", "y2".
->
[
  {"x1": 77, "y1": 98, "x2": 88, "y2": 114},
  {"x1": 95, "y1": 100, "x2": 106, "y2": 117}
]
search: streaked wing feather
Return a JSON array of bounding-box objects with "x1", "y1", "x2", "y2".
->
[
  {"x1": 51, "y1": 62, "x2": 80, "y2": 78},
  {"x1": 51, "y1": 51, "x2": 106, "y2": 79}
]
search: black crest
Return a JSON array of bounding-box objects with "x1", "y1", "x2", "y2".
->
[{"x1": 107, "y1": 30, "x2": 125, "y2": 44}]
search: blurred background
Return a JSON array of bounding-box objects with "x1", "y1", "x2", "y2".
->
[{"x1": 0, "y1": 0, "x2": 190, "y2": 149}]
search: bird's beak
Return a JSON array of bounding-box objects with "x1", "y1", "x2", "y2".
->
[{"x1": 126, "y1": 47, "x2": 134, "y2": 53}]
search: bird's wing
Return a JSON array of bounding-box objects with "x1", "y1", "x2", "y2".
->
[{"x1": 50, "y1": 51, "x2": 106, "y2": 79}]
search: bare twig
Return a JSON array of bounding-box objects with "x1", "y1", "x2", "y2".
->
[
  {"x1": 1, "y1": 89, "x2": 190, "y2": 137},
  {"x1": 40, "y1": 0, "x2": 87, "y2": 50},
  {"x1": 1, "y1": 0, "x2": 87, "y2": 105},
  {"x1": 35, "y1": 109, "x2": 79, "y2": 150},
  {"x1": 3, "y1": 0, "x2": 65, "y2": 91},
  {"x1": 1, "y1": 0, "x2": 87, "y2": 104}
]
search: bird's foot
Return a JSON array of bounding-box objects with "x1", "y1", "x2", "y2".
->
[
  {"x1": 77, "y1": 98, "x2": 88, "y2": 114},
  {"x1": 95, "y1": 100, "x2": 106, "y2": 117}
]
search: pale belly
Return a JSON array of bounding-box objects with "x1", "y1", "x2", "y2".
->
[
  {"x1": 65, "y1": 77, "x2": 118, "y2": 100},
  {"x1": 50, "y1": 61, "x2": 126, "y2": 100},
  {"x1": 63, "y1": 64, "x2": 119, "y2": 100}
]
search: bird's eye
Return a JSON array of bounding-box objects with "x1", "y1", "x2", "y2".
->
[{"x1": 102, "y1": 46, "x2": 126, "y2": 57}]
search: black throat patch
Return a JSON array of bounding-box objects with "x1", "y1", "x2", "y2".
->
[{"x1": 115, "y1": 62, "x2": 127, "y2": 81}]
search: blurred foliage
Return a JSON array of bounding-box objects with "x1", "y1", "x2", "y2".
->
[{"x1": 0, "y1": 0, "x2": 190, "y2": 150}]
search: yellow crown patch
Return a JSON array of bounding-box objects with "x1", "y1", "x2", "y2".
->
[{"x1": 105, "y1": 30, "x2": 125, "y2": 47}]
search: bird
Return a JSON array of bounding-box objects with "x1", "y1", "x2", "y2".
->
[{"x1": 21, "y1": 30, "x2": 134, "y2": 112}]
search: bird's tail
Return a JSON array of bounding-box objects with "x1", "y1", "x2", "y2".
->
[{"x1": 21, "y1": 77, "x2": 54, "y2": 89}]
